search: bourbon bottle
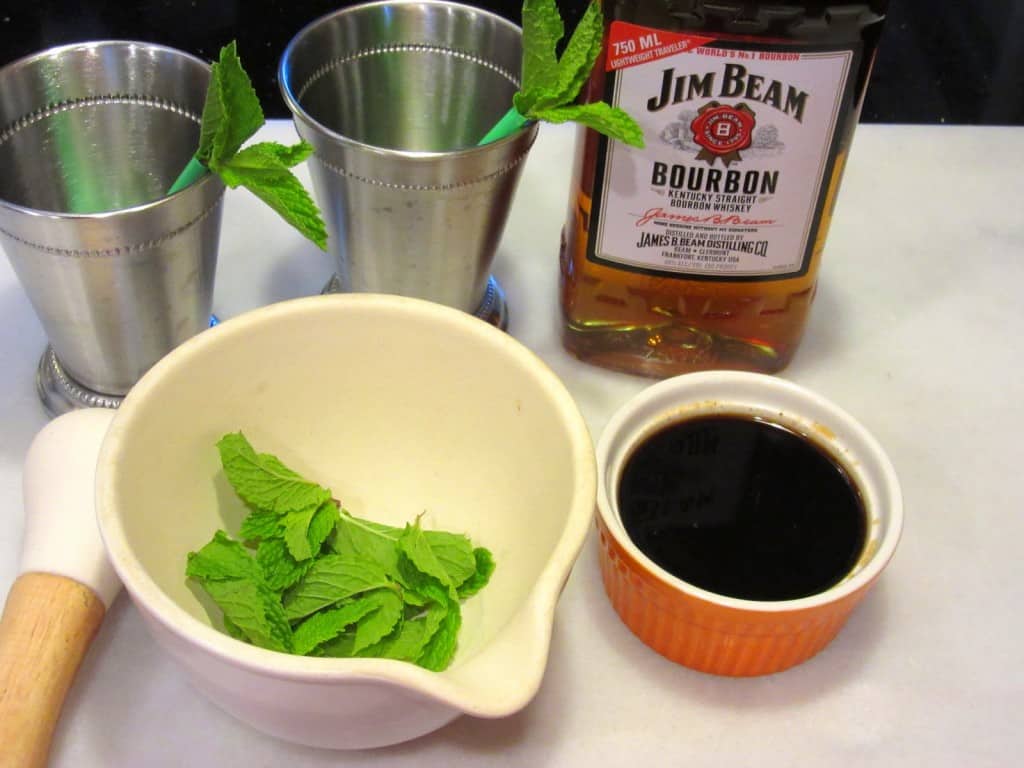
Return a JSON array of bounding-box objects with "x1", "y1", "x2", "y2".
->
[{"x1": 560, "y1": 1, "x2": 888, "y2": 376}]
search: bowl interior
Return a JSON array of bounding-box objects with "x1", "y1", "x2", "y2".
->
[{"x1": 101, "y1": 295, "x2": 589, "y2": 666}]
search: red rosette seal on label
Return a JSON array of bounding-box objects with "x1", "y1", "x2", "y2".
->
[{"x1": 690, "y1": 102, "x2": 757, "y2": 166}]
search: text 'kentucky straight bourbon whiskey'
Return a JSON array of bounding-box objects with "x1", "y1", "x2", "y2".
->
[{"x1": 560, "y1": 1, "x2": 888, "y2": 376}]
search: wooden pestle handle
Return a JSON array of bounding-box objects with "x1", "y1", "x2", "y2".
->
[{"x1": 0, "y1": 572, "x2": 106, "y2": 768}]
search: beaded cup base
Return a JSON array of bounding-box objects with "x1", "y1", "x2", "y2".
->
[
  {"x1": 36, "y1": 347, "x2": 123, "y2": 417},
  {"x1": 320, "y1": 274, "x2": 509, "y2": 331}
]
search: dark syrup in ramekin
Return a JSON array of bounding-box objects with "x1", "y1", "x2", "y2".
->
[{"x1": 617, "y1": 414, "x2": 866, "y2": 601}]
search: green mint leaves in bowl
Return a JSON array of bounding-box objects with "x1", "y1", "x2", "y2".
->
[
  {"x1": 186, "y1": 432, "x2": 495, "y2": 670},
  {"x1": 480, "y1": 0, "x2": 644, "y2": 147},
  {"x1": 169, "y1": 42, "x2": 328, "y2": 250}
]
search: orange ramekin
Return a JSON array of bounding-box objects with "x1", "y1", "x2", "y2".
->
[{"x1": 595, "y1": 372, "x2": 903, "y2": 676}]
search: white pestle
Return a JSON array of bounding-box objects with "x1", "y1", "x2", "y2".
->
[{"x1": 0, "y1": 408, "x2": 121, "y2": 768}]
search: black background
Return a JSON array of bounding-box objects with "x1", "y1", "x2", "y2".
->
[{"x1": 1, "y1": 0, "x2": 1022, "y2": 124}]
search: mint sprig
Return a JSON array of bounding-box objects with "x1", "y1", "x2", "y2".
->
[
  {"x1": 186, "y1": 432, "x2": 495, "y2": 671},
  {"x1": 480, "y1": 0, "x2": 644, "y2": 148},
  {"x1": 169, "y1": 42, "x2": 328, "y2": 251},
  {"x1": 217, "y1": 431, "x2": 332, "y2": 517}
]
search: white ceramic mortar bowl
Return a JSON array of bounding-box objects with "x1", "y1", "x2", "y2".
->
[{"x1": 95, "y1": 294, "x2": 596, "y2": 749}]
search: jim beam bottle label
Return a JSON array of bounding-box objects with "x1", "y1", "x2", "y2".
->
[{"x1": 590, "y1": 22, "x2": 859, "y2": 281}]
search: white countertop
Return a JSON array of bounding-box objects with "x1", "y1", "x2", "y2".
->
[{"x1": 1, "y1": 121, "x2": 1022, "y2": 766}]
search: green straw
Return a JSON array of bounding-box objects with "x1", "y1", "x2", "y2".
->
[
  {"x1": 478, "y1": 107, "x2": 530, "y2": 146},
  {"x1": 167, "y1": 156, "x2": 208, "y2": 195}
]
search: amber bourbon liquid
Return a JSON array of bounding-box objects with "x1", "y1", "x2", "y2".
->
[{"x1": 560, "y1": 1, "x2": 888, "y2": 376}]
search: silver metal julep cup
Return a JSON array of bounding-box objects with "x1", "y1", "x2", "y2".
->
[
  {"x1": 278, "y1": 0, "x2": 538, "y2": 327},
  {"x1": 0, "y1": 41, "x2": 224, "y2": 415}
]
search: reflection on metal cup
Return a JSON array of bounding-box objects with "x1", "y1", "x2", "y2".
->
[
  {"x1": 279, "y1": 0, "x2": 538, "y2": 324},
  {"x1": 0, "y1": 41, "x2": 224, "y2": 414}
]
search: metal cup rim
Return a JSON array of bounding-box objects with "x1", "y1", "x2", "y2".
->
[
  {"x1": 0, "y1": 39, "x2": 211, "y2": 81},
  {"x1": 0, "y1": 39, "x2": 218, "y2": 220},
  {"x1": 277, "y1": 0, "x2": 535, "y2": 160}
]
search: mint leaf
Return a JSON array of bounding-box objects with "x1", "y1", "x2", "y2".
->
[
  {"x1": 187, "y1": 531, "x2": 293, "y2": 652},
  {"x1": 256, "y1": 538, "x2": 313, "y2": 592},
  {"x1": 397, "y1": 521, "x2": 455, "y2": 592},
  {"x1": 196, "y1": 41, "x2": 264, "y2": 167},
  {"x1": 352, "y1": 589, "x2": 405, "y2": 654},
  {"x1": 217, "y1": 432, "x2": 331, "y2": 515},
  {"x1": 395, "y1": 549, "x2": 449, "y2": 597},
  {"x1": 281, "y1": 506, "x2": 319, "y2": 561},
  {"x1": 548, "y1": 0, "x2": 604, "y2": 106},
  {"x1": 407, "y1": 600, "x2": 450, "y2": 657},
  {"x1": 361, "y1": 598, "x2": 449, "y2": 662},
  {"x1": 400, "y1": 586, "x2": 429, "y2": 608},
  {"x1": 516, "y1": 0, "x2": 602, "y2": 114},
  {"x1": 519, "y1": 0, "x2": 564, "y2": 98},
  {"x1": 186, "y1": 530, "x2": 262, "y2": 582},
  {"x1": 215, "y1": 143, "x2": 328, "y2": 250},
  {"x1": 457, "y1": 547, "x2": 496, "y2": 599},
  {"x1": 283, "y1": 553, "x2": 393, "y2": 621},
  {"x1": 307, "y1": 502, "x2": 340, "y2": 555},
  {"x1": 245, "y1": 140, "x2": 314, "y2": 167},
  {"x1": 201, "y1": 578, "x2": 293, "y2": 652},
  {"x1": 421, "y1": 531, "x2": 477, "y2": 588},
  {"x1": 417, "y1": 600, "x2": 461, "y2": 671},
  {"x1": 292, "y1": 597, "x2": 379, "y2": 655},
  {"x1": 195, "y1": 86, "x2": 225, "y2": 167},
  {"x1": 533, "y1": 102, "x2": 645, "y2": 148},
  {"x1": 331, "y1": 512, "x2": 474, "y2": 585},
  {"x1": 363, "y1": 617, "x2": 424, "y2": 661},
  {"x1": 316, "y1": 632, "x2": 357, "y2": 658},
  {"x1": 239, "y1": 508, "x2": 281, "y2": 541},
  {"x1": 329, "y1": 510, "x2": 400, "y2": 576},
  {"x1": 258, "y1": 501, "x2": 337, "y2": 564}
]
